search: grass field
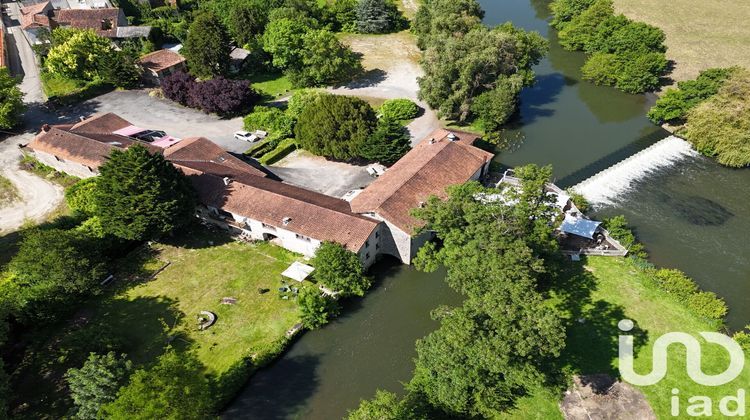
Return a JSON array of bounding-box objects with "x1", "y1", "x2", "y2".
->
[
  {"x1": 613, "y1": 0, "x2": 750, "y2": 83},
  {"x1": 9, "y1": 229, "x2": 302, "y2": 417},
  {"x1": 499, "y1": 256, "x2": 750, "y2": 419},
  {"x1": 0, "y1": 175, "x2": 19, "y2": 207},
  {"x1": 246, "y1": 72, "x2": 295, "y2": 100}
]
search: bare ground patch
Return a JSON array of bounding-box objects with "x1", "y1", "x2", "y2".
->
[
  {"x1": 613, "y1": 0, "x2": 750, "y2": 83},
  {"x1": 560, "y1": 374, "x2": 656, "y2": 420}
]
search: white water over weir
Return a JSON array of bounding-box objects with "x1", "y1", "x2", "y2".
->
[{"x1": 572, "y1": 135, "x2": 698, "y2": 206}]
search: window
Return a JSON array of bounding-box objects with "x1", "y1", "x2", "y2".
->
[
  {"x1": 375, "y1": 231, "x2": 380, "y2": 238},
  {"x1": 365, "y1": 240, "x2": 369, "y2": 248},
  {"x1": 262, "y1": 223, "x2": 276, "y2": 231},
  {"x1": 295, "y1": 233, "x2": 311, "y2": 242},
  {"x1": 376, "y1": 244, "x2": 380, "y2": 250},
  {"x1": 366, "y1": 253, "x2": 370, "y2": 259}
]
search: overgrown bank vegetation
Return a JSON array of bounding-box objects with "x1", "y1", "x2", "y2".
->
[
  {"x1": 648, "y1": 67, "x2": 750, "y2": 167},
  {"x1": 550, "y1": 0, "x2": 668, "y2": 93}
]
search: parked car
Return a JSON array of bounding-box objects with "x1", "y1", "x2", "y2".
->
[
  {"x1": 234, "y1": 131, "x2": 259, "y2": 142},
  {"x1": 366, "y1": 163, "x2": 387, "y2": 177}
]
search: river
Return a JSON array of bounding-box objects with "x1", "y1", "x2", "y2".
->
[{"x1": 225, "y1": 0, "x2": 750, "y2": 418}]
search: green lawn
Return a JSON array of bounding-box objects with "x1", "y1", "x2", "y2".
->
[
  {"x1": 9, "y1": 228, "x2": 302, "y2": 417},
  {"x1": 247, "y1": 72, "x2": 295, "y2": 101},
  {"x1": 499, "y1": 256, "x2": 750, "y2": 419}
]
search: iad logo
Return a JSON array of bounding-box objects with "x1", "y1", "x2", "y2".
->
[{"x1": 617, "y1": 319, "x2": 746, "y2": 417}]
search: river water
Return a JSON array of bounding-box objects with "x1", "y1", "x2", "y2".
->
[{"x1": 226, "y1": 0, "x2": 750, "y2": 418}]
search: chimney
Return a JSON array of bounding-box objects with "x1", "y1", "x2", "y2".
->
[
  {"x1": 428, "y1": 138, "x2": 436, "y2": 145},
  {"x1": 447, "y1": 133, "x2": 457, "y2": 141},
  {"x1": 223, "y1": 177, "x2": 231, "y2": 186},
  {"x1": 41, "y1": 124, "x2": 50, "y2": 132},
  {"x1": 79, "y1": 116, "x2": 86, "y2": 122}
]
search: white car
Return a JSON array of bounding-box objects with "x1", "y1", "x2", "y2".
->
[
  {"x1": 234, "y1": 131, "x2": 259, "y2": 142},
  {"x1": 366, "y1": 163, "x2": 387, "y2": 177}
]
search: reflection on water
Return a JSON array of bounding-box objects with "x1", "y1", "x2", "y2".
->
[{"x1": 224, "y1": 261, "x2": 459, "y2": 419}]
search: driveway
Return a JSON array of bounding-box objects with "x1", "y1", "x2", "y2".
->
[
  {"x1": 4, "y1": 2, "x2": 46, "y2": 104},
  {"x1": 0, "y1": 133, "x2": 64, "y2": 233},
  {"x1": 270, "y1": 150, "x2": 375, "y2": 198},
  {"x1": 79, "y1": 90, "x2": 248, "y2": 153},
  {"x1": 330, "y1": 32, "x2": 440, "y2": 145}
]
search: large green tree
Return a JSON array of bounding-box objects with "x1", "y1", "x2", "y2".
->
[
  {"x1": 262, "y1": 17, "x2": 312, "y2": 70},
  {"x1": 182, "y1": 11, "x2": 232, "y2": 78},
  {"x1": 94, "y1": 145, "x2": 195, "y2": 241},
  {"x1": 7, "y1": 228, "x2": 107, "y2": 322},
  {"x1": 312, "y1": 241, "x2": 370, "y2": 296},
  {"x1": 359, "y1": 118, "x2": 411, "y2": 165},
  {"x1": 294, "y1": 94, "x2": 377, "y2": 159},
  {"x1": 66, "y1": 352, "x2": 133, "y2": 420},
  {"x1": 298, "y1": 286, "x2": 340, "y2": 329},
  {"x1": 97, "y1": 49, "x2": 141, "y2": 89},
  {"x1": 418, "y1": 24, "x2": 547, "y2": 122},
  {"x1": 0, "y1": 67, "x2": 24, "y2": 129},
  {"x1": 291, "y1": 29, "x2": 362, "y2": 86},
  {"x1": 45, "y1": 29, "x2": 113, "y2": 80},
  {"x1": 355, "y1": 0, "x2": 403, "y2": 34},
  {"x1": 412, "y1": 0, "x2": 484, "y2": 49},
  {"x1": 103, "y1": 351, "x2": 212, "y2": 419},
  {"x1": 226, "y1": 0, "x2": 269, "y2": 47}
]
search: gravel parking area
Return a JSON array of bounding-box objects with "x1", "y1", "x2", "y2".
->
[{"x1": 269, "y1": 150, "x2": 375, "y2": 198}]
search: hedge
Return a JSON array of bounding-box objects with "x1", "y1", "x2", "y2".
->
[{"x1": 258, "y1": 138, "x2": 298, "y2": 165}]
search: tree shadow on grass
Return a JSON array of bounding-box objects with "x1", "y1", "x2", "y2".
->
[
  {"x1": 542, "y1": 257, "x2": 649, "y2": 393},
  {"x1": 9, "y1": 295, "x2": 187, "y2": 418}
]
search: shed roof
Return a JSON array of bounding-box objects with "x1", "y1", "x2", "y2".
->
[
  {"x1": 282, "y1": 262, "x2": 314, "y2": 282},
  {"x1": 559, "y1": 215, "x2": 602, "y2": 239}
]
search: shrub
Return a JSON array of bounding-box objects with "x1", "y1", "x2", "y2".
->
[
  {"x1": 733, "y1": 326, "x2": 750, "y2": 353},
  {"x1": 298, "y1": 287, "x2": 340, "y2": 329},
  {"x1": 258, "y1": 138, "x2": 298, "y2": 165},
  {"x1": 65, "y1": 178, "x2": 99, "y2": 216},
  {"x1": 566, "y1": 190, "x2": 589, "y2": 213},
  {"x1": 66, "y1": 352, "x2": 132, "y2": 420},
  {"x1": 359, "y1": 118, "x2": 411, "y2": 165},
  {"x1": 355, "y1": 0, "x2": 405, "y2": 34},
  {"x1": 161, "y1": 71, "x2": 195, "y2": 106},
  {"x1": 652, "y1": 269, "x2": 698, "y2": 298},
  {"x1": 187, "y1": 77, "x2": 259, "y2": 115},
  {"x1": 243, "y1": 106, "x2": 294, "y2": 138},
  {"x1": 681, "y1": 69, "x2": 750, "y2": 167},
  {"x1": 379, "y1": 99, "x2": 419, "y2": 121},
  {"x1": 602, "y1": 215, "x2": 647, "y2": 258},
  {"x1": 648, "y1": 67, "x2": 736, "y2": 124},
  {"x1": 687, "y1": 291, "x2": 728, "y2": 322}
]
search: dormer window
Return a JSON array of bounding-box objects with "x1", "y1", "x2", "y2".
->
[{"x1": 282, "y1": 217, "x2": 292, "y2": 226}]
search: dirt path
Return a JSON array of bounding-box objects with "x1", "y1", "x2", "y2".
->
[
  {"x1": 330, "y1": 32, "x2": 440, "y2": 145},
  {"x1": 0, "y1": 133, "x2": 64, "y2": 233}
]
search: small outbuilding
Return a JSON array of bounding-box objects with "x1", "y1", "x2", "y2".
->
[
  {"x1": 559, "y1": 214, "x2": 602, "y2": 239},
  {"x1": 138, "y1": 49, "x2": 187, "y2": 85}
]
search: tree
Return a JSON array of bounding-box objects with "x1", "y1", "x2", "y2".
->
[
  {"x1": 161, "y1": 71, "x2": 196, "y2": 105},
  {"x1": 97, "y1": 49, "x2": 141, "y2": 89},
  {"x1": 359, "y1": 118, "x2": 411, "y2": 165},
  {"x1": 0, "y1": 67, "x2": 24, "y2": 129},
  {"x1": 66, "y1": 352, "x2": 133, "y2": 420},
  {"x1": 330, "y1": 0, "x2": 358, "y2": 31},
  {"x1": 348, "y1": 390, "x2": 406, "y2": 420},
  {"x1": 682, "y1": 69, "x2": 750, "y2": 167},
  {"x1": 549, "y1": 0, "x2": 596, "y2": 28},
  {"x1": 470, "y1": 75, "x2": 523, "y2": 132},
  {"x1": 418, "y1": 24, "x2": 547, "y2": 122},
  {"x1": 378, "y1": 99, "x2": 418, "y2": 121},
  {"x1": 648, "y1": 67, "x2": 735, "y2": 124},
  {"x1": 295, "y1": 94, "x2": 377, "y2": 160},
  {"x1": 412, "y1": 0, "x2": 484, "y2": 49},
  {"x1": 298, "y1": 286, "x2": 340, "y2": 329},
  {"x1": 65, "y1": 178, "x2": 99, "y2": 216},
  {"x1": 187, "y1": 77, "x2": 259, "y2": 115},
  {"x1": 312, "y1": 242, "x2": 370, "y2": 296},
  {"x1": 95, "y1": 145, "x2": 196, "y2": 241},
  {"x1": 262, "y1": 17, "x2": 312, "y2": 70},
  {"x1": 45, "y1": 29, "x2": 113, "y2": 80},
  {"x1": 103, "y1": 351, "x2": 212, "y2": 419},
  {"x1": 226, "y1": 0, "x2": 268, "y2": 47},
  {"x1": 411, "y1": 289, "x2": 565, "y2": 417},
  {"x1": 182, "y1": 11, "x2": 232, "y2": 78},
  {"x1": 355, "y1": 0, "x2": 403, "y2": 34},
  {"x1": 7, "y1": 229, "x2": 106, "y2": 322},
  {"x1": 290, "y1": 29, "x2": 362, "y2": 86}
]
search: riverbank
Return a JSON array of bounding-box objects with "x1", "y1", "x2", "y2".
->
[{"x1": 497, "y1": 256, "x2": 750, "y2": 419}]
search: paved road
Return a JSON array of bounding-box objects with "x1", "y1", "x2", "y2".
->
[{"x1": 4, "y1": 2, "x2": 46, "y2": 104}]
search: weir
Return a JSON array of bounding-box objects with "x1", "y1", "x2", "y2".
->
[{"x1": 572, "y1": 135, "x2": 698, "y2": 206}]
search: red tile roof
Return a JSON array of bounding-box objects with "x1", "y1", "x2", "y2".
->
[
  {"x1": 179, "y1": 166, "x2": 379, "y2": 252},
  {"x1": 138, "y1": 49, "x2": 185, "y2": 73},
  {"x1": 350, "y1": 129, "x2": 494, "y2": 233},
  {"x1": 53, "y1": 8, "x2": 125, "y2": 38},
  {"x1": 26, "y1": 113, "x2": 161, "y2": 169},
  {"x1": 19, "y1": 2, "x2": 54, "y2": 30},
  {"x1": 164, "y1": 137, "x2": 268, "y2": 179}
]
